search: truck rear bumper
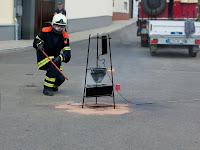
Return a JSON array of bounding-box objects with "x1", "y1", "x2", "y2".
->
[{"x1": 150, "y1": 36, "x2": 200, "y2": 46}]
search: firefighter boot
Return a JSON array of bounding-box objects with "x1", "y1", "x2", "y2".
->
[
  {"x1": 43, "y1": 86, "x2": 54, "y2": 96},
  {"x1": 53, "y1": 85, "x2": 58, "y2": 92}
]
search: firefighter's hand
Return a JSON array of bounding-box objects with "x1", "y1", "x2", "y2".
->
[
  {"x1": 37, "y1": 44, "x2": 44, "y2": 51},
  {"x1": 52, "y1": 56, "x2": 61, "y2": 64}
]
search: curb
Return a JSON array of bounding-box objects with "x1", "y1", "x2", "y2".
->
[
  {"x1": 71, "y1": 20, "x2": 135, "y2": 42},
  {"x1": 90, "y1": 21, "x2": 135, "y2": 38},
  {"x1": 0, "y1": 46, "x2": 32, "y2": 53},
  {"x1": 0, "y1": 20, "x2": 136, "y2": 53}
]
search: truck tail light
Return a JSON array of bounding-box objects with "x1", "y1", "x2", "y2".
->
[
  {"x1": 143, "y1": 37, "x2": 147, "y2": 41},
  {"x1": 142, "y1": 24, "x2": 146, "y2": 28},
  {"x1": 195, "y1": 40, "x2": 200, "y2": 45},
  {"x1": 151, "y1": 39, "x2": 158, "y2": 44}
]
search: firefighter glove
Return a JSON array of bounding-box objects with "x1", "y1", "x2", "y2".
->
[
  {"x1": 52, "y1": 55, "x2": 62, "y2": 64},
  {"x1": 37, "y1": 44, "x2": 44, "y2": 51}
]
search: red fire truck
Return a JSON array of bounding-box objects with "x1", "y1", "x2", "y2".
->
[{"x1": 137, "y1": 0, "x2": 200, "y2": 57}]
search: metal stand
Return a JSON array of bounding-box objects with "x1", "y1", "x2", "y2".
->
[{"x1": 82, "y1": 34, "x2": 115, "y2": 109}]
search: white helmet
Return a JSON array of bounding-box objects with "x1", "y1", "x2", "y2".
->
[
  {"x1": 51, "y1": 13, "x2": 67, "y2": 26},
  {"x1": 52, "y1": 13, "x2": 67, "y2": 34}
]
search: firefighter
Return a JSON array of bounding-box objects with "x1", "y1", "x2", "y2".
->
[{"x1": 33, "y1": 13, "x2": 71, "y2": 96}]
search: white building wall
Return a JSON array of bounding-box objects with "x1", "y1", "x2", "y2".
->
[
  {"x1": 0, "y1": 0, "x2": 14, "y2": 24},
  {"x1": 65, "y1": 0, "x2": 113, "y2": 33},
  {"x1": 0, "y1": 0, "x2": 15, "y2": 40},
  {"x1": 65, "y1": 0, "x2": 113, "y2": 19},
  {"x1": 113, "y1": 0, "x2": 129, "y2": 13}
]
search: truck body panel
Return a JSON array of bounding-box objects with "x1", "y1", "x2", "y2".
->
[{"x1": 147, "y1": 20, "x2": 200, "y2": 37}]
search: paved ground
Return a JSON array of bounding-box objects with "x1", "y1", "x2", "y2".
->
[{"x1": 0, "y1": 23, "x2": 200, "y2": 150}]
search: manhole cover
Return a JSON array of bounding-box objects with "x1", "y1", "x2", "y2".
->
[{"x1": 86, "y1": 103, "x2": 113, "y2": 109}]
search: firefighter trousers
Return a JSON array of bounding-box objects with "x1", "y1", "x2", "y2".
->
[{"x1": 43, "y1": 62, "x2": 65, "y2": 89}]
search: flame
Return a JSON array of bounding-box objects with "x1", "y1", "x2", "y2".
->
[{"x1": 107, "y1": 68, "x2": 115, "y2": 72}]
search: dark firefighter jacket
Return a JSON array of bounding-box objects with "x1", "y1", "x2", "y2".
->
[{"x1": 33, "y1": 26, "x2": 71, "y2": 70}]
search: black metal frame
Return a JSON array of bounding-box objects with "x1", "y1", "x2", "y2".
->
[{"x1": 82, "y1": 34, "x2": 115, "y2": 109}]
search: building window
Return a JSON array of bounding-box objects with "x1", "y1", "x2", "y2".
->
[
  {"x1": 113, "y1": 0, "x2": 114, "y2": 7},
  {"x1": 124, "y1": 2, "x2": 127, "y2": 12}
]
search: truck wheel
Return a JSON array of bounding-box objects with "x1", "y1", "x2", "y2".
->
[
  {"x1": 150, "y1": 44, "x2": 157, "y2": 56},
  {"x1": 189, "y1": 46, "x2": 197, "y2": 57},
  {"x1": 141, "y1": 35, "x2": 149, "y2": 47}
]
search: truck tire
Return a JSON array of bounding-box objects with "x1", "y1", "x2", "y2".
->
[
  {"x1": 141, "y1": 35, "x2": 149, "y2": 47},
  {"x1": 150, "y1": 44, "x2": 157, "y2": 56},
  {"x1": 141, "y1": 0, "x2": 166, "y2": 16},
  {"x1": 188, "y1": 46, "x2": 197, "y2": 57}
]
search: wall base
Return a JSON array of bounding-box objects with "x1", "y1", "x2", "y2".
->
[
  {"x1": 0, "y1": 24, "x2": 15, "y2": 41},
  {"x1": 67, "y1": 16, "x2": 112, "y2": 33},
  {"x1": 112, "y1": 12, "x2": 130, "y2": 20}
]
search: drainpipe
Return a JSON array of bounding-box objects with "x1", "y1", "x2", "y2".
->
[{"x1": 14, "y1": 0, "x2": 18, "y2": 40}]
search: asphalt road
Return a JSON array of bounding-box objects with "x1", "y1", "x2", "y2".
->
[{"x1": 0, "y1": 23, "x2": 200, "y2": 150}]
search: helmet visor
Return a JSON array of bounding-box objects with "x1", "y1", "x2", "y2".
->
[
  {"x1": 53, "y1": 24, "x2": 65, "y2": 32},
  {"x1": 54, "y1": 19, "x2": 66, "y2": 26}
]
